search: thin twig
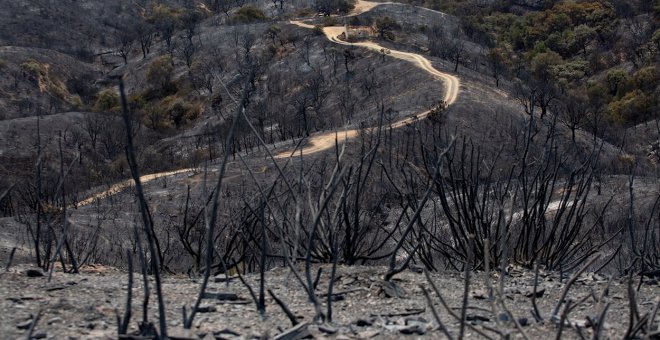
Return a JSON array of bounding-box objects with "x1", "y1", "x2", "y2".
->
[
  {"x1": 532, "y1": 263, "x2": 543, "y2": 322},
  {"x1": 184, "y1": 71, "x2": 255, "y2": 329},
  {"x1": 119, "y1": 79, "x2": 167, "y2": 338},
  {"x1": 459, "y1": 234, "x2": 474, "y2": 340},
  {"x1": 268, "y1": 289, "x2": 298, "y2": 326},
  {"x1": 5, "y1": 247, "x2": 16, "y2": 272},
  {"x1": 424, "y1": 270, "x2": 496, "y2": 339},
  {"x1": 592, "y1": 303, "x2": 610, "y2": 340},
  {"x1": 117, "y1": 252, "x2": 133, "y2": 336},
  {"x1": 551, "y1": 254, "x2": 601, "y2": 322}
]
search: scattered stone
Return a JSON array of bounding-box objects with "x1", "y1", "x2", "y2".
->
[
  {"x1": 356, "y1": 319, "x2": 373, "y2": 327},
  {"x1": 379, "y1": 281, "x2": 406, "y2": 298},
  {"x1": 357, "y1": 330, "x2": 380, "y2": 338},
  {"x1": 399, "y1": 324, "x2": 426, "y2": 335},
  {"x1": 472, "y1": 290, "x2": 488, "y2": 299},
  {"x1": 32, "y1": 330, "x2": 47, "y2": 339},
  {"x1": 25, "y1": 269, "x2": 44, "y2": 278},
  {"x1": 202, "y1": 292, "x2": 238, "y2": 301},
  {"x1": 213, "y1": 328, "x2": 240, "y2": 338},
  {"x1": 16, "y1": 319, "x2": 32, "y2": 330},
  {"x1": 196, "y1": 305, "x2": 217, "y2": 313},
  {"x1": 371, "y1": 308, "x2": 425, "y2": 317},
  {"x1": 525, "y1": 288, "x2": 545, "y2": 298},
  {"x1": 273, "y1": 322, "x2": 309, "y2": 340},
  {"x1": 405, "y1": 316, "x2": 427, "y2": 325},
  {"x1": 319, "y1": 324, "x2": 338, "y2": 334},
  {"x1": 47, "y1": 317, "x2": 63, "y2": 325},
  {"x1": 466, "y1": 314, "x2": 490, "y2": 323},
  {"x1": 169, "y1": 328, "x2": 200, "y2": 340},
  {"x1": 46, "y1": 285, "x2": 67, "y2": 292}
]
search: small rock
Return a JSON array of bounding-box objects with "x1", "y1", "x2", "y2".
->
[
  {"x1": 26, "y1": 269, "x2": 44, "y2": 277},
  {"x1": 319, "y1": 324, "x2": 338, "y2": 334},
  {"x1": 399, "y1": 324, "x2": 426, "y2": 335},
  {"x1": 169, "y1": 328, "x2": 200, "y2": 340},
  {"x1": 356, "y1": 319, "x2": 373, "y2": 327},
  {"x1": 274, "y1": 322, "x2": 309, "y2": 340},
  {"x1": 46, "y1": 285, "x2": 67, "y2": 292},
  {"x1": 466, "y1": 314, "x2": 490, "y2": 323},
  {"x1": 202, "y1": 292, "x2": 238, "y2": 301},
  {"x1": 405, "y1": 316, "x2": 428, "y2": 325},
  {"x1": 16, "y1": 320, "x2": 33, "y2": 330},
  {"x1": 472, "y1": 290, "x2": 489, "y2": 300},
  {"x1": 379, "y1": 281, "x2": 406, "y2": 298},
  {"x1": 518, "y1": 317, "x2": 529, "y2": 327},
  {"x1": 47, "y1": 317, "x2": 63, "y2": 325},
  {"x1": 357, "y1": 330, "x2": 380, "y2": 338},
  {"x1": 213, "y1": 328, "x2": 240, "y2": 338},
  {"x1": 524, "y1": 288, "x2": 545, "y2": 298},
  {"x1": 32, "y1": 331, "x2": 47, "y2": 339},
  {"x1": 196, "y1": 305, "x2": 217, "y2": 313}
]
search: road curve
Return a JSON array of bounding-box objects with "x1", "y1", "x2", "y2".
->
[
  {"x1": 76, "y1": 0, "x2": 459, "y2": 205},
  {"x1": 275, "y1": 4, "x2": 459, "y2": 158}
]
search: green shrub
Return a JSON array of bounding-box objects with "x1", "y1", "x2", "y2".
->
[
  {"x1": 160, "y1": 96, "x2": 201, "y2": 128},
  {"x1": 147, "y1": 56, "x2": 175, "y2": 94},
  {"x1": 20, "y1": 59, "x2": 46, "y2": 77},
  {"x1": 20, "y1": 59, "x2": 47, "y2": 85},
  {"x1": 231, "y1": 5, "x2": 267, "y2": 24},
  {"x1": 69, "y1": 94, "x2": 84, "y2": 110},
  {"x1": 93, "y1": 89, "x2": 120, "y2": 112},
  {"x1": 142, "y1": 95, "x2": 201, "y2": 131}
]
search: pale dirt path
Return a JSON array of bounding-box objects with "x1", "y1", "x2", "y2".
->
[
  {"x1": 275, "y1": 10, "x2": 460, "y2": 158},
  {"x1": 76, "y1": 0, "x2": 460, "y2": 205},
  {"x1": 76, "y1": 168, "x2": 196, "y2": 207}
]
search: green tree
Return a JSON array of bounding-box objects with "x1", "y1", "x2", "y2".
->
[
  {"x1": 147, "y1": 56, "x2": 175, "y2": 94},
  {"x1": 93, "y1": 89, "x2": 120, "y2": 112},
  {"x1": 231, "y1": 5, "x2": 267, "y2": 23}
]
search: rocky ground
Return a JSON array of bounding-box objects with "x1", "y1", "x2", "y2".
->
[{"x1": 1, "y1": 262, "x2": 659, "y2": 339}]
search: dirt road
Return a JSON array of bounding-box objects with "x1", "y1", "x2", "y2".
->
[
  {"x1": 76, "y1": 168, "x2": 196, "y2": 207},
  {"x1": 278, "y1": 3, "x2": 459, "y2": 158},
  {"x1": 77, "y1": 0, "x2": 459, "y2": 204}
]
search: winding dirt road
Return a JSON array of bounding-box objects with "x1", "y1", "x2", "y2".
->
[
  {"x1": 76, "y1": 168, "x2": 196, "y2": 207},
  {"x1": 276, "y1": 4, "x2": 459, "y2": 158},
  {"x1": 77, "y1": 0, "x2": 459, "y2": 206}
]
